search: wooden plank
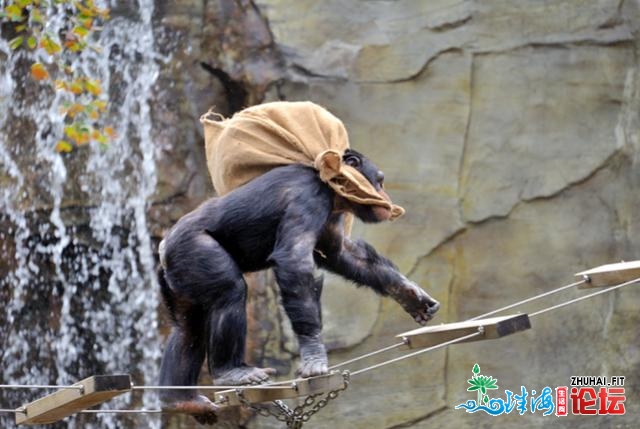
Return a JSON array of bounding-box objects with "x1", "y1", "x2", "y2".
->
[
  {"x1": 575, "y1": 260, "x2": 640, "y2": 288},
  {"x1": 397, "y1": 314, "x2": 531, "y2": 349},
  {"x1": 16, "y1": 375, "x2": 131, "y2": 425},
  {"x1": 214, "y1": 372, "x2": 346, "y2": 406}
]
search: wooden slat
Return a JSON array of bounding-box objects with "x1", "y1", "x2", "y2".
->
[
  {"x1": 397, "y1": 314, "x2": 531, "y2": 349},
  {"x1": 575, "y1": 260, "x2": 640, "y2": 288},
  {"x1": 213, "y1": 372, "x2": 346, "y2": 406},
  {"x1": 16, "y1": 375, "x2": 131, "y2": 425}
]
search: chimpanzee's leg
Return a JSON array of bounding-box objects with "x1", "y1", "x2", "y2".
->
[
  {"x1": 158, "y1": 271, "x2": 218, "y2": 424},
  {"x1": 206, "y1": 273, "x2": 275, "y2": 385},
  {"x1": 159, "y1": 302, "x2": 206, "y2": 392},
  {"x1": 161, "y1": 232, "x2": 274, "y2": 390},
  {"x1": 160, "y1": 300, "x2": 218, "y2": 424},
  {"x1": 159, "y1": 302, "x2": 207, "y2": 392}
]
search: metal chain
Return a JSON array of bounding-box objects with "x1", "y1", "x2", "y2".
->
[
  {"x1": 292, "y1": 371, "x2": 350, "y2": 423},
  {"x1": 236, "y1": 393, "x2": 289, "y2": 422},
  {"x1": 4, "y1": 275, "x2": 636, "y2": 425},
  {"x1": 235, "y1": 372, "x2": 350, "y2": 428}
]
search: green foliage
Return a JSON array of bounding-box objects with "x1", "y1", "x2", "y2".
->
[{"x1": 1, "y1": 0, "x2": 115, "y2": 152}]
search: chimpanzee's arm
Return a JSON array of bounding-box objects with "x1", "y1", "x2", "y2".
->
[{"x1": 315, "y1": 214, "x2": 440, "y2": 325}]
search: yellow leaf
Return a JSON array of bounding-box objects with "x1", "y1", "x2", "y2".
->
[
  {"x1": 92, "y1": 100, "x2": 107, "y2": 112},
  {"x1": 30, "y1": 63, "x2": 49, "y2": 81},
  {"x1": 96, "y1": 132, "x2": 108, "y2": 144},
  {"x1": 67, "y1": 103, "x2": 84, "y2": 118},
  {"x1": 77, "y1": 133, "x2": 90, "y2": 145},
  {"x1": 74, "y1": 125, "x2": 90, "y2": 145},
  {"x1": 84, "y1": 79, "x2": 101, "y2": 96},
  {"x1": 9, "y1": 36, "x2": 23, "y2": 50},
  {"x1": 72, "y1": 25, "x2": 89, "y2": 38},
  {"x1": 30, "y1": 8, "x2": 44, "y2": 25},
  {"x1": 4, "y1": 5, "x2": 24, "y2": 22},
  {"x1": 64, "y1": 40, "x2": 81, "y2": 52},
  {"x1": 27, "y1": 36, "x2": 37, "y2": 50},
  {"x1": 104, "y1": 126, "x2": 116, "y2": 139},
  {"x1": 40, "y1": 35, "x2": 61, "y2": 55},
  {"x1": 55, "y1": 140, "x2": 74, "y2": 153},
  {"x1": 64, "y1": 125, "x2": 77, "y2": 140},
  {"x1": 74, "y1": 2, "x2": 96, "y2": 18},
  {"x1": 70, "y1": 81, "x2": 83, "y2": 95}
]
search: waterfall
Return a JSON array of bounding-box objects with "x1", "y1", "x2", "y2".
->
[{"x1": 0, "y1": 1, "x2": 163, "y2": 427}]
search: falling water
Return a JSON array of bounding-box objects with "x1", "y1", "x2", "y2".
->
[{"x1": 0, "y1": 1, "x2": 163, "y2": 428}]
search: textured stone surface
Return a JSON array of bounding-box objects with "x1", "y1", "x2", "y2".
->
[
  {"x1": 2, "y1": 0, "x2": 638, "y2": 427},
  {"x1": 266, "y1": 50, "x2": 470, "y2": 273},
  {"x1": 149, "y1": 0, "x2": 283, "y2": 236},
  {"x1": 244, "y1": 0, "x2": 640, "y2": 428},
  {"x1": 460, "y1": 45, "x2": 632, "y2": 222},
  {"x1": 141, "y1": 0, "x2": 640, "y2": 427}
]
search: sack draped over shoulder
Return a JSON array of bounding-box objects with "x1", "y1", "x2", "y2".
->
[{"x1": 200, "y1": 101, "x2": 405, "y2": 220}]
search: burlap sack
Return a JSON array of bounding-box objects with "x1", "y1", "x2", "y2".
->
[{"x1": 200, "y1": 101, "x2": 405, "y2": 221}]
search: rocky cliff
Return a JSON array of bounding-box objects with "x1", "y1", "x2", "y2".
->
[
  {"x1": 2, "y1": 1, "x2": 639, "y2": 428},
  {"x1": 152, "y1": 1, "x2": 640, "y2": 427}
]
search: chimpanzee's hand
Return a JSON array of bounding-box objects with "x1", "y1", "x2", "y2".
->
[{"x1": 393, "y1": 281, "x2": 440, "y2": 325}]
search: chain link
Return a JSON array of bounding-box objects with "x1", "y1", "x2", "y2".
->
[
  {"x1": 236, "y1": 393, "x2": 290, "y2": 422},
  {"x1": 234, "y1": 372, "x2": 350, "y2": 428},
  {"x1": 292, "y1": 371, "x2": 350, "y2": 424}
]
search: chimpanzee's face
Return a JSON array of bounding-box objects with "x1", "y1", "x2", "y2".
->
[{"x1": 342, "y1": 149, "x2": 392, "y2": 223}]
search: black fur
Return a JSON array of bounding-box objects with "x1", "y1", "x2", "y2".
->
[{"x1": 157, "y1": 150, "x2": 440, "y2": 419}]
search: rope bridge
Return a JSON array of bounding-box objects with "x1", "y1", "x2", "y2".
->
[{"x1": 1, "y1": 260, "x2": 639, "y2": 427}]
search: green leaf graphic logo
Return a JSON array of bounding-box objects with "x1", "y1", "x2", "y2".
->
[{"x1": 467, "y1": 364, "x2": 499, "y2": 404}]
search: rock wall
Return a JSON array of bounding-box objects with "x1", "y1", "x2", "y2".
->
[{"x1": 152, "y1": 1, "x2": 640, "y2": 428}]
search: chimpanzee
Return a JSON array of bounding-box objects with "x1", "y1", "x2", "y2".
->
[{"x1": 157, "y1": 149, "x2": 440, "y2": 422}]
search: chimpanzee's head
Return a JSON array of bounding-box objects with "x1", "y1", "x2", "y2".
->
[{"x1": 342, "y1": 149, "x2": 393, "y2": 223}]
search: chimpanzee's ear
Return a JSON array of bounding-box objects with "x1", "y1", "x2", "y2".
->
[{"x1": 343, "y1": 150, "x2": 361, "y2": 168}]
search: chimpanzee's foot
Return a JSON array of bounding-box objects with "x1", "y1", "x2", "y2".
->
[
  {"x1": 394, "y1": 282, "x2": 440, "y2": 325},
  {"x1": 297, "y1": 357, "x2": 328, "y2": 378},
  {"x1": 162, "y1": 394, "x2": 219, "y2": 425},
  {"x1": 213, "y1": 365, "x2": 276, "y2": 386},
  {"x1": 297, "y1": 334, "x2": 328, "y2": 378}
]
